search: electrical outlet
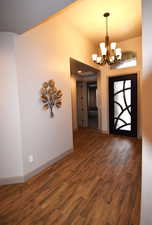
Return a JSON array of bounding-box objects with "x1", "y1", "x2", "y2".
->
[{"x1": 28, "y1": 155, "x2": 34, "y2": 163}]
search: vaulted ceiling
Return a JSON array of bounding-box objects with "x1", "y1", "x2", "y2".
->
[
  {"x1": 0, "y1": 0, "x2": 76, "y2": 34},
  {"x1": 61, "y1": 0, "x2": 141, "y2": 45},
  {"x1": 0, "y1": 0, "x2": 141, "y2": 44}
]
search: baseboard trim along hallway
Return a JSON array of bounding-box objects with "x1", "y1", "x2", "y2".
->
[{"x1": 0, "y1": 148, "x2": 73, "y2": 185}]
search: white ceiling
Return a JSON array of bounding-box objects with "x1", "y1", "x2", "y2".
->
[
  {"x1": 62, "y1": 0, "x2": 142, "y2": 45},
  {"x1": 0, "y1": 0, "x2": 76, "y2": 34}
]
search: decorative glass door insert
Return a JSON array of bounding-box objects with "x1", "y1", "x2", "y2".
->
[{"x1": 109, "y1": 75, "x2": 137, "y2": 137}]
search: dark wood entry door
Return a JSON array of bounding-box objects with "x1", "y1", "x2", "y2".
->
[{"x1": 109, "y1": 74, "x2": 137, "y2": 137}]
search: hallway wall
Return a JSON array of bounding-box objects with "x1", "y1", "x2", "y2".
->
[
  {"x1": 15, "y1": 13, "x2": 97, "y2": 176},
  {"x1": 71, "y1": 75, "x2": 78, "y2": 130},
  {"x1": 0, "y1": 32, "x2": 23, "y2": 181},
  {"x1": 141, "y1": 0, "x2": 152, "y2": 224}
]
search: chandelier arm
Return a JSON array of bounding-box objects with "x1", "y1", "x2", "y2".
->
[
  {"x1": 107, "y1": 57, "x2": 112, "y2": 65},
  {"x1": 101, "y1": 60, "x2": 106, "y2": 66},
  {"x1": 115, "y1": 55, "x2": 121, "y2": 63},
  {"x1": 99, "y1": 56, "x2": 106, "y2": 65}
]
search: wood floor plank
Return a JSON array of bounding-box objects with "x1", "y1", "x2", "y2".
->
[{"x1": 0, "y1": 128, "x2": 141, "y2": 225}]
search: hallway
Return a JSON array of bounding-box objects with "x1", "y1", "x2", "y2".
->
[{"x1": 0, "y1": 129, "x2": 141, "y2": 225}]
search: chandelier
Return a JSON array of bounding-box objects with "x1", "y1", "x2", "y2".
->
[{"x1": 92, "y1": 12, "x2": 122, "y2": 66}]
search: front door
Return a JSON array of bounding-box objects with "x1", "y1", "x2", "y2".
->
[{"x1": 109, "y1": 74, "x2": 137, "y2": 137}]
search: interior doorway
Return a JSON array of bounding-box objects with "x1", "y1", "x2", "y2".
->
[
  {"x1": 87, "y1": 81, "x2": 98, "y2": 129},
  {"x1": 70, "y1": 58, "x2": 100, "y2": 130}
]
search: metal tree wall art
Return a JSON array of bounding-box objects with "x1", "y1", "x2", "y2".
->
[{"x1": 40, "y1": 80, "x2": 63, "y2": 117}]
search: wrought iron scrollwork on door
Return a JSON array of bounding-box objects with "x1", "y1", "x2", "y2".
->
[{"x1": 114, "y1": 80, "x2": 131, "y2": 131}]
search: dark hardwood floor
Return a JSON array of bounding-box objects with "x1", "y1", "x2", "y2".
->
[{"x1": 0, "y1": 128, "x2": 141, "y2": 225}]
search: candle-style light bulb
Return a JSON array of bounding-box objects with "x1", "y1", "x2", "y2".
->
[
  {"x1": 116, "y1": 48, "x2": 121, "y2": 56},
  {"x1": 92, "y1": 54, "x2": 97, "y2": 62},
  {"x1": 100, "y1": 42, "x2": 105, "y2": 50},
  {"x1": 111, "y1": 42, "x2": 116, "y2": 50},
  {"x1": 96, "y1": 56, "x2": 101, "y2": 64},
  {"x1": 101, "y1": 47, "x2": 107, "y2": 56}
]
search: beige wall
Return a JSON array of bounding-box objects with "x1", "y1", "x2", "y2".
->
[
  {"x1": 0, "y1": 32, "x2": 23, "y2": 180},
  {"x1": 15, "y1": 13, "x2": 97, "y2": 176},
  {"x1": 100, "y1": 36, "x2": 142, "y2": 136},
  {"x1": 141, "y1": 0, "x2": 152, "y2": 224},
  {"x1": 71, "y1": 75, "x2": 78, "y2": 130}
]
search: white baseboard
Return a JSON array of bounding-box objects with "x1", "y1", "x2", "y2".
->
[
  {"x1": 24, "y1": 149, "x2": 73, "y2": 181},
  {"x1": 0, "y1": 176, "x2": 24, "y2": 186},
  {"x1": 102, "y1": 130, "x2": 109, "y2": 134}
]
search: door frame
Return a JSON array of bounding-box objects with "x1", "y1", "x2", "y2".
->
[
  {"x1": 87, "y1": 81, "x2": 98, "y2": 129},
  {"x1": 109, "y1": 74, "x2": 137, "y2": 137}
]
